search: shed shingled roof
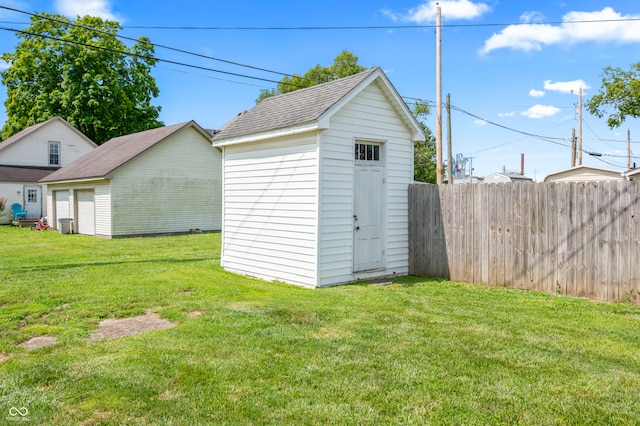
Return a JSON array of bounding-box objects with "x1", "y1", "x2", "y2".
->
[
  {"x1": 41, "y1": 121, "x2": 208, "y2": 183},
  {"x1": 212, "y1": 68, "x2": 378, "y2": 141}
]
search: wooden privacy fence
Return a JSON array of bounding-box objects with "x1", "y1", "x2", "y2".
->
[{"x1": 409, "y1": 181, "x2": 640, "y2": 304}]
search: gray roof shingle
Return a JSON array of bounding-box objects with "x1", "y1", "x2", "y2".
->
[
  {"x1": 41, "y1": 121, "x2": 204, "y2": 183},
  {"x1": 212, "y1": 68, "x2": 378, "y2": 141},
  {"x1": 0, "y1": 165, "x2": 58, "y2": 183}
]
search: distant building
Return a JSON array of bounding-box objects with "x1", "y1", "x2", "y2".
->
[
  {"x1": 483, "y1": 172, "x2": 533, "y2": 184},
  {"x1": 623, "y1": 168, "x2": 640, "y2": 181},
  {"x1": 543, "y1": 165, "x2": 623, "y2": 183},
  {"x1": 452, "y1": 176, "x2": 484, "y2": 184}
]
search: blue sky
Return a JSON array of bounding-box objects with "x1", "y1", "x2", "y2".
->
[{"x1": 0, "y1": 0, "x2": 639, "y2": 180}]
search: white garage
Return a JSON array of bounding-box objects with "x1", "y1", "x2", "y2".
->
[{"x1": 41, "y1": 121, "x2": 221, "y2": 238}]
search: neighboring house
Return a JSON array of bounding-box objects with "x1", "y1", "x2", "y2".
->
[
  {"x1": 543, "y1": 165, "x2": 624, "y2": 183},
  {"x1": 212, "y1": 68, "x2": 425, "y2": 288},
  {"x1": 623, "y1": 168, "x2": 640, "y2": 181},
  {"x1": 0, "y1": 116, "x2": 96, "y2": 223},
  {"x1": 484, "y1": 172, "x2": 533, "y2": 184},
  {"x1": 41, "y1": 121, "x2": 221, "y2": 237},
  {"x1": 453, "y1": 176, "x2": 484, "y2": 184}
]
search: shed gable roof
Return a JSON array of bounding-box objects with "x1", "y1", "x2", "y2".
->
[
  {"x1": 213, "y1": 68, "x2": 424, "y2": 145},
  {"x1": 0, "y1": 116, "x2": 96, "y2": 153},
  {"x1": 41, "y1": 121, "x2": 211, "y2": 183}
]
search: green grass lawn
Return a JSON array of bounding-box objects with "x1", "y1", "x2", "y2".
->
[{"x1": 1, "y1": 226, "x2": 639, "y2": 425}]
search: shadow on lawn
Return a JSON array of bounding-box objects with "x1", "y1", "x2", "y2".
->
[{"x1": 6, "y1": 257, "x2": 213, "y2": 272}]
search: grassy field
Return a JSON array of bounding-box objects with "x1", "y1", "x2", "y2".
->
[{"x1": 1, "y1": 226, "x2": 639, "y2": 425}]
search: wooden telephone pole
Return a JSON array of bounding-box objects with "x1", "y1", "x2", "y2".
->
[
  {"x1": 447, "y1": 93, "x2": 453, "y2": 183},
  {"x1": 435, "y1": 4, "x2": 443, "y2": 184},
  {"x1": 571, "y1": 128, "x2": 576, "y2": 167},
  {"x1": 578, "y1": 86, "x2": 583, "y2": 165}
]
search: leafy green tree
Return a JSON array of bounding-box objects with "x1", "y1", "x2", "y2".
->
[
  {"x1": 1, "y1": 13, "x2": 162, "y2": 144},
  {"x1": 256, "y1": 50, "x2": 367, "y2": 103},
  {"x1": 587, "y1": 62, "x2": 640, "y2": 128},
  {"x1": 412, "y1": 101, "x2": 437, "y2": 184}
]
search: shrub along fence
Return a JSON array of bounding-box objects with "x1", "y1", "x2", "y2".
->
[{"x1": 409, "y1": 180, "x2": 640, "y2": 304}]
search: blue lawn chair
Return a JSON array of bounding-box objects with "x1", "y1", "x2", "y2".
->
[{"x1": 11, "y1": 203, "x2": 27, "y2": 220}]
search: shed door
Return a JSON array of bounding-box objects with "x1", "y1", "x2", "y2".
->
[
  {"x1": 24, "y1": 185, "x2": 41, "y2": 219},
  {"x1": 353, "y1": 164, "x2": 385, "y2": 272},
  {"x1": 55, "y1": 191, "x2": 70, "y2": 223},
  {"x1": 76, "y1": 190, "x2": 95, "y2": 235}
]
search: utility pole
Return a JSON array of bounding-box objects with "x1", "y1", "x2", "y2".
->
[
  {"x1": 571, "y1": 128, "x2": 576, "y2": 167},
  {"x1": 578, "y1": 86, "x2": 583, "y2": 165},
  {"x1": 628, "y1": 129, "x2": 631, "y2": 170},
  {"x1": 468, "y1": 156, "x2": 475, "y2": 179},
  {"x1": 435, "y1": 4, "x2": 443, "y2": 184},
  {"x1": 446, "y1": 93, "x2": 453, "y2": 183}
]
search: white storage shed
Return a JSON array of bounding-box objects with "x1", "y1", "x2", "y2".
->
[{"x1": 212, "y1": 68, "x2": 425, "y2": 287}]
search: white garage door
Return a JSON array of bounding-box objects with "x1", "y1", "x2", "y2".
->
[
  {"x1": 76, "y1": 190, "x2": 95, "y2": 235},
  {"x1": 55, "y1": 191, "x2": 69, "y2": 225}
]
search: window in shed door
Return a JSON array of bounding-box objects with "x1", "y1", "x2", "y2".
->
[{"x1": 354, "y1": 143, "x2": 380, "y2": 161}]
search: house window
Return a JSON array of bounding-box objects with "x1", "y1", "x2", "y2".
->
[
  {"x1": 27, "y1": 189, "x2": 37, "y2": 203},
  {"x1": 49, "y1": 141, "x2": 60, "y2": 166},
  {"x1": 355, "y1": 143, "x2": 380, "y2": 161}
]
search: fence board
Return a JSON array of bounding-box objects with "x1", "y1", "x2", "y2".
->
[{"x1": 408, "y1": 180, "x2": 640, "y2": 304}]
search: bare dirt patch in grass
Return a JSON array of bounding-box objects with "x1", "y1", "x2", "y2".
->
[
  {"x1": 186, "y1": 311, "x2": 203, "y2": 318},
  {"x1": 19, "y1": 336, "x2": 58, "y2": 350},
  {"x1": 89, "y1": 313, "x2": 176, "y2": 341},
  {"x1": 0, "y1": 353, "x2": 11, "y2": 362}
]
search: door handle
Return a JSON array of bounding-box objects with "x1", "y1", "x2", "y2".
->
[{"x1": 355, "y1": 226, "x2": 360, "y2": 231}]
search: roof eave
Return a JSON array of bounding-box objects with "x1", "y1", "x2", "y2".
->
[
  {"x1": 213, "y1": 122, "x2": 322, "y2": 147},
  {"x1": 40, "y1": 176, "x2": 111, "y2": 185}
]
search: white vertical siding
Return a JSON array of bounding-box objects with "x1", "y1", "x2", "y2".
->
[
  {"x1": 94, "y1": 184, "x2": 112, "y2": 237},
  {"x1": 318, "y1": 82, "x2": 414, "y2": 286},
  {"x1": 221, "y1": 134, "x2": 319, "y2": 287},
  {"x1": 110, "y1": 127, "x2": 221, "y2": 237}
]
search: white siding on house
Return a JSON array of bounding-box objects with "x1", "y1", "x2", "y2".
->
[
  {"x1": 0, "y1": 120, "x2": 94, "y2": 167},
  {"x1": 318, "y1": 82, "x2": 413, "y2": 286},
  {"x1": 221, "y1": 134, "x2": 319, "y2": 287},
  {"x1": 110, "y1": 127, "x2": 221, "y2": 237}
]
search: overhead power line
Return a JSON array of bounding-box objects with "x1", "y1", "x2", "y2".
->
[
  {"x1": 0, "y1": 5, "x2": 320, "y2": 84},
  {"x1": 119, "y1": 17, "x2": 640, "y2": 31},
  {"x1": 2, "y1": 6, "x2": 635, "y2": 165},
  {"x1": 0, "y1": 25, "x2": 299, "y2": 87}
]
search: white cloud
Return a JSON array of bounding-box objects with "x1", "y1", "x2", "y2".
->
[
  {"x1": 473, "y1": 119, "x2": 487, "y2": 126},
  {"x1": 529, "y1": 89, "x2": 545, "y2": 97},
  {"x1": 520, "y1": 11, "x2": 545, "y2": 24},
  {"x1": 0, "y1": 60, "x2": 10, "y2": 70},
  {"x1": 521, "y1": 105, "x2": 561, "y2": 119},
  {"x1": 543, "y1": 79, "x2": 590, "y2": 94},
  {"x1": 383, "y1": 0, "x2": 490, "y2": 23},
  {"x1": 54, "y1": 0, "x2": 119, "y2": 21},
  {"x1": 498, "y1": 111, "x2": 515, "y2": 118},
  {"x1": 480, "y1": 7, "x2": 640, "y2": 54}
]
